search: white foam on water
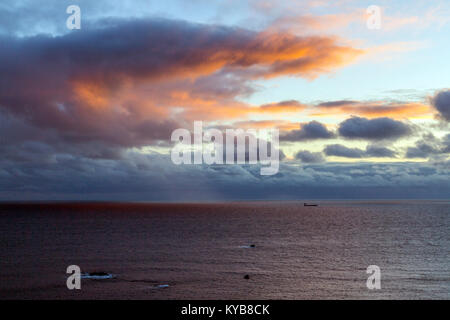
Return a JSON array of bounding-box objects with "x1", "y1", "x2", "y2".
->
[{"x1": 81, "y1": 273, "x2": 115, "y2": 279}]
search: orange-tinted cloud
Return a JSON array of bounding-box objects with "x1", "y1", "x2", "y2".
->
[
  {"x1": 312, "y1": 100, "x2": 433, "y2": 119},
  {"x1": 230, "y1": 120, "x2": 299, "y2": 131},
  {"x1": 0, "y1": 16, "x2": 365, "y2": 156},
  {"x1": 169, "y1": 95, "x2": 308, "y2": 121},
  {"x1": 269, "y1": 11, "x2": 365, "y2": 35},
  {"x1": 246, "y1": 31, "x2": 364, "y2": 79},
  {"x1": 73, "y1": 82, "x2": 110, "y2": 110},
  {"x1": 258, "y1": 100, "x2": 308, "y2": 113}
]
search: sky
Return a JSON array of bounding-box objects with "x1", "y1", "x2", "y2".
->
[{"x1": 0, "y1": 0, "x2": 449, "y2": 200}]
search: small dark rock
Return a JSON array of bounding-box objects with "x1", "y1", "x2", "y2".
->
[
  {"x1": 250, "y1": 244, "x2": 256, "y2": 248},
  {"x1": 244, "y1": 274, "x2": 250, "y2": 280}
]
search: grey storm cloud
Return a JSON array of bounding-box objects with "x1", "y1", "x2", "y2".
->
[
  {"x1": 317, "y1": 100, "x2": 357, "y2": 107},
  {"x1": 338, "y1": 116, "x2": 412, "y2": 140},
  {"x1": 406, "y1": 143, "x2": 437, "y2": 159},
  {"x1": 295, "y1": 150, "x2": 325, "y2": 163},
  {"x1": 280, "y1": 121, "x2": 335, "y2": 141},
  {"x1": 443, "y1": 134, "x2": 450, "y2": 153},
  {"x1": 405, "y1": 134, "x2": 450, "y2": 159},
  {"x1": 0, "y1": 152, "x2": 448, "y2": 201},
  {"x1": 324, "y1": 144, "x2": 365, "y2": 158},
  {"x1": 365, "y1": 145, "x2": 397, "y2": 158},
  {"x1": 431, "y1": 90, "x2": 450, "y2": 121},
  {"x1": 218, "y1": 134, "x2": 286, "y2": 163},
  {"x1": 324, "y1": 144, "x2": 396, "y2": 158}
]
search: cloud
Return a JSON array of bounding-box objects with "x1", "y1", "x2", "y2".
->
[
  {"x1": 443, "y1": 134, "x2": 450, "y2": 153},
  {"x1": 258, "y1": 100, "x2": 307, "y2": 113},
  {"x1": 267, "y1": 10, "x2": 365, "y2": 35},
  {"x1": 405, "y1": 134, "x2": 450, "y2": 159},
  {"x1": 431, "y1": 89, "x2": 450, "y2": 121},
  {"x1": 228, "y1": 120, "x2": 298, "y2": 130},
  {"x1": 268, "y1": 8, "x2": 429, "y2": 35},
  {"x1": 317, "y1": 100, "x2": 358, "y2": 107},
  {"x1": 365, "y1": 145, "x2": 397, "y2": 158},
  {"x1": 406, "y1": 143, "x2": 438, "y2": 159},
  {"x1": 382, "y1": 16, "x2": 420, "y2": 31},
  {"x1": 324, "y1": 144, "x2": 365, "y2": 158},
  {"x1": 338, "y1": 116, "x2": 412, "y2": 140},
  {"x1": 0, "y1": 17, "x2": 363, "y2": 157},
  {"x1": 314, "y1": 100, "x2": 432, "y2": 119},
  {"x1": 0, "y1": 152, "x2": 448, "y2": 200},
  {"x1": 295, "y1": 150, "x2": 325, "y2": 163},
  {"x1": 0, "y1": 1, "x2": 448, "y2": 202},
  {"x1": 280, "y1": 121, "x2": 335, "y2": 141},
  {"x1": 324, "y1": 144, "x2": 397, "y2": 158}
]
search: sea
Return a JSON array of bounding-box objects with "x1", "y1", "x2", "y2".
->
[{"x1": 0, "y1": 201, "x2": 448, "y2": 299}]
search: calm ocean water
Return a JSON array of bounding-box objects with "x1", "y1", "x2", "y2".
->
[{"x1": 0, "y1": 201, "x2": 449, "y2": 299}]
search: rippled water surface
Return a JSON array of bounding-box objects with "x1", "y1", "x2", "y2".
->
[{"x1": 0, "y1": 201, "x2": 448, "y2": 299}]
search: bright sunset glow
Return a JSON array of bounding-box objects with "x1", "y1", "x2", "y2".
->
[{"x1": 0, "y1": 0, "x2": 449, "y2": 200}]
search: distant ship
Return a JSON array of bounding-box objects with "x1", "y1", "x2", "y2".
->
[{"x1": 304, "y1": 203, "x2": 318, "y2": 207}]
